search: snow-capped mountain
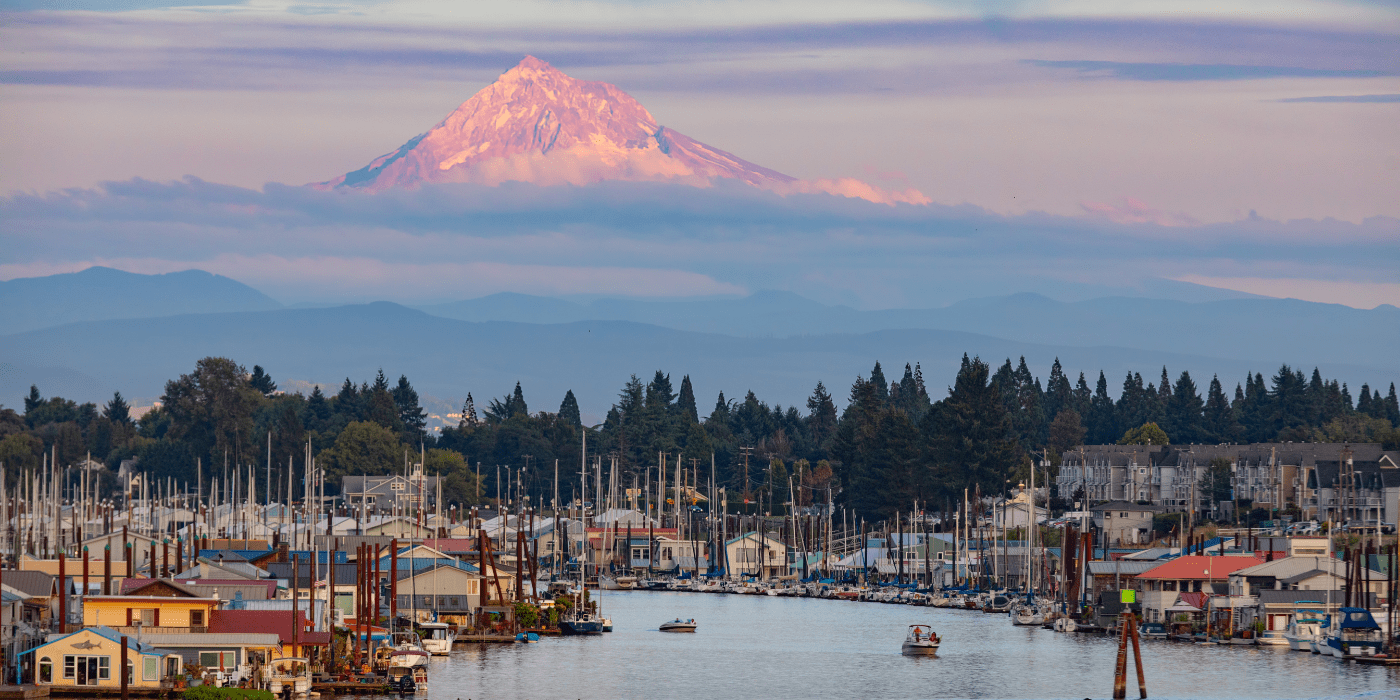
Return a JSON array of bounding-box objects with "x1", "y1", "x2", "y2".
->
[{"x1": 316, "y1": 56, "x2": 927, "y2": 205}]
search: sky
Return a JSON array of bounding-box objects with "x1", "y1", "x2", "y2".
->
[{"x1": 1, "y1": 0, "x2": 1398, "y2": 308}]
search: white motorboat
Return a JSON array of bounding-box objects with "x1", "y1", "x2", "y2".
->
[
  {"x1": 599, "y1": 573, "x2": 637, "y2": 590},
  {"x1": 418, "y1": 621, "x2": 455, "y2": 656},
  {"x1": 1283, "y1": 602, "x2": 1326, "y2": 651},
  {"x1": 660, "y1": 618, "x2": 698, "y2": 632},
  {"x1": 1323, "y1": 607, "x2": 1383, "y2": 658},
  {"x1": 1138, "y1": 622, "x2": 1168, "y2": 639},
  {"x1": 386, "y1": 665, "x2": 428, "y2": 693},
  {"x1": 901, "y1": 624, "x2": 940, "y2": 655}
]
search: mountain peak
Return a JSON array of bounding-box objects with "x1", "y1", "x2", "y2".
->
[
  {"x1": 315, "y1": 56, "x2": 929, "y2": 205},
  {"x1": 500, "y1": 55, "x2": 561, "y2": 82}
]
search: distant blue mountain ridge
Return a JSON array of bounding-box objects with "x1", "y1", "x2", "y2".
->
[
  {"x1": 0, "y1": 268, "x2": 1393, "y2": 412},
  {"x1": 0, "y1": 266, "x2": 281, "y2": 334}
]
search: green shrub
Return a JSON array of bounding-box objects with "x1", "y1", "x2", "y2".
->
[
  {"x1": 184, "y1": 687, "x2": 275, "y2": 700},
  {"x1": 514, "y1": 601, "x2": 539, "y2": 628}
]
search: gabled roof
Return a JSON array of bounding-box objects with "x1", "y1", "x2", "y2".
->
[
  {"x1": 1, "y1": 570, "x2": 55, "y2": 597},
  {"x1": 122, "y1": 578, "x2": 206, "y2": 598},
  {"x1": 25, "y1": 626, "x2": 164, "y2": 656},
  {"x1": 123, "y1": 578, "x2": 277, "y2": 600},
  {"x1": 1137, "y1": 555, "x2": 1263, "y2": 581},
  {"x1": 724, "y1": 531, "x2": 785, "y2": 546}
]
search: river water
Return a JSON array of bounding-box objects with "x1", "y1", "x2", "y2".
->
[{"x1": 405, "y1": 591, "x2": 1396, "y2": 699}]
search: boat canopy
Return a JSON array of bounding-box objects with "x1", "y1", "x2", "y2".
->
[{"x1": 1337, "y1": 607, "x2": 1380, "y2": 629}]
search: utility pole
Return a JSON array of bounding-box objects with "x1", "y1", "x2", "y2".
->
[{"x1": 739, "y1": 446, "x2": 755, "y2": 513}]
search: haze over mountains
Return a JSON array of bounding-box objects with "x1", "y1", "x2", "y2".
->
[
  {"x1": 0, "y1": 268, "x2": 1393, "y2": 417},
  {"x1": 314, "y1": 56, "x2": 928, "y2": 205},
  {"x1": 0, "y1": 266, "x2": 281, "y2": 334}
]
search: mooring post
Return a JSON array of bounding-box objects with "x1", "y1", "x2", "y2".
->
[
  {"x1": 120, "y1": 635, "x2": 129, "y2": 700},
  {"x1": 1129, "y1": 613, "x2": 1148, "y2": 699},
  {"x1": 1112, "y1": 611, "x2": 1130, "y2": 699}
]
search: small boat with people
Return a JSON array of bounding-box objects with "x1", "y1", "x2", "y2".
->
[
  {"x1": 660, "y1": 618, "x2": 698, "y2": 632},
  {"x1": 515, "y1": 631, "x2": 541, "y2": 643},
  {"x1": 901, "y1": 624, "x2": 940, "y2": 655}
]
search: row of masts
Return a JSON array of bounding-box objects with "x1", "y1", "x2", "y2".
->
[{"x1": 0, "y1": 440, "x2": 337, "y2": 561}]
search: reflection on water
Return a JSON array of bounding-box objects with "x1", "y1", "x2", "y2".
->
[{"x1": 369, "y1": 591, "x2": 1397, "y2": 699}]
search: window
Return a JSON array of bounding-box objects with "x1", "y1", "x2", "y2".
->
[
  {"x1": 38, "y1": 657, "x2": 52, "y2": 684},
  {"x1": 467, "y1": 580, "x2": 479, "y2": 596},
  {"x1": 143, "y1": 657, "x2": 158, "y2": 681},
  {"x1": 63, "y1": 655, "x2": 107, "y2": 685},
  {"x1": 138, "y1": 609, "x2": 155, "y2": 626},
  {"x1": 190, "y1": 610, "x2": 204, "y2": 627},
  {"x1": 198, "y1": 651, "x2": 235, "y2": 669}
]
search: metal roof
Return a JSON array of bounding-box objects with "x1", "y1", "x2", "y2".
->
[
  {"x1": 1086, "y1": 561, "x2": 1158, "y2": 575},
  {"x1": 123, "y1": 633, "x2": 281, "y2": 647}
]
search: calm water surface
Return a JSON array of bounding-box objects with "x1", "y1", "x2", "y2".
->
[{"x1": 401, "y1": 591, "x2": 1396, "y2": 699}]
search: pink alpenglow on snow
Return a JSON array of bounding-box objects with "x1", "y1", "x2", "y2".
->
[{"x1": 315, "y1": 56, "x2": 928, "y2": 206}]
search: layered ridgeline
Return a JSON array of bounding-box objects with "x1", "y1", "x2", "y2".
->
[{"x1": 315, "y1": 56, "x2": 927, "y2": 205}]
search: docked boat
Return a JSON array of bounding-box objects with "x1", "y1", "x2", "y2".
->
[
  {"x1": 1323, "y1": 607, "x2": 1383, "y2": 658},
  {"x1": 1283, "y1": 603, "x2": 1326, "y2": 651},
  {"x1": 265, "y1": 657, "x2": 311, "y2": 699},
  {"x1": 1011, "y1": 604, "x2": 1043, "y2": 626},
  {"x1": 1138, "y1": 622, "x2": 1168, "y2": 639},
  {"x1": 418, "y1": 621, "x2": 455, "y2": 656},
  {"x1": 660, "y1": 618, "x2": 698, "y2": 632},
  {"x1": 901, "y1": 624, "x2": 940, "y2": 656},
  {"x1": 983, "y1": 593, "x2": 1012, "y2": 613},
  {"x1": 559, "y1": 609, "x2": 605, "y2": 635},
  {"x1": 599, "y1": 573, "x2": 637, "y2": 590},
  {"x1": 515, "y1": 631, "x2": 540, "y2": 643},
  {"x1": 602, "y1": 617, "x2": 614, "y2": 632},
  {"x1": 388, "y1": 649, "x2": 430, "y2": 668},
  {"x1": 386, "y1": 665, "x2": 428, "y2": 693}
]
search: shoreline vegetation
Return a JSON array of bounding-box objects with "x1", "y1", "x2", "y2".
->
[{"x1": 2, "y1": 355, "x2": 1396, "y2": 519}]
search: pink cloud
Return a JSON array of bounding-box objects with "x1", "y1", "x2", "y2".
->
[
  {"x1": 1080, "y1": 197, "x2": 1200, "y2": 227},
  {"x1": 861, "y1": 165, "x2": 910, "y2": 184}
]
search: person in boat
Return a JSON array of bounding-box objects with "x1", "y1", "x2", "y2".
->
[{"x1": 912, "y1": 629, "x2": 922, "y2": 642}]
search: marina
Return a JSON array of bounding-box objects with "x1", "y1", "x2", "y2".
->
[{"x1": 393, "y1": 590, "x2": 1398, "y2": 699}]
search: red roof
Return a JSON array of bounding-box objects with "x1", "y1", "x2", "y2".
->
[
  {"x1": 207, "y1": 610, "x2": 331, "y2": 646},
  {"x1": 1137, "y1": 555, "x2": 1263, "y2": 581}
]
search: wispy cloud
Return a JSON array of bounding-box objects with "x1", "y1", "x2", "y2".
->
[
  {"x1": 1079, "y1": 198, "x2": 1199, "y2": 227},
  {"x1": 1277, "y1": 93, "x2": 1400, "y2": 102},
  {"x1": 1025, "y1": 60, "x2": 1394, "y2": 81}
]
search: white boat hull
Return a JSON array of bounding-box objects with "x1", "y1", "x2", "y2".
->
[{"x1": 901, "y1": 641, "x2": 939, "y2": 656}]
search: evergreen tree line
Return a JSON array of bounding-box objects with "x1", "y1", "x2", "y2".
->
[{"x1": 1, "y1": 356, "x2": 1396, "y2": 522}]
